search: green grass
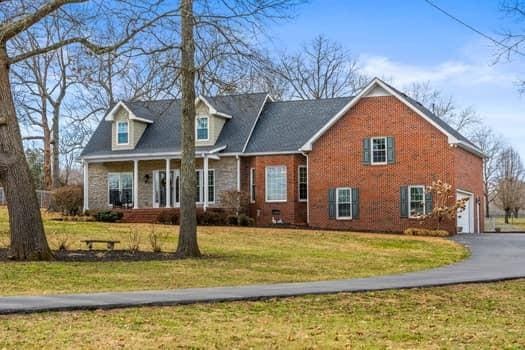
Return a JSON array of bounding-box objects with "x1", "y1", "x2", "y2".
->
[
  {"x1": 1, "y1": 280, "x2": 524, "y2": 349},
  {"x1": 495, "y1": 216, "x2": 525, "y2": 230},
  {"x1": 0, "y1": 208, "x2": 467, "y2": 296}
]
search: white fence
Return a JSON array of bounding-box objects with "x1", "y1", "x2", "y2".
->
[{"x1": 0, "y1": 187, "x2": 53, "y2": 208}]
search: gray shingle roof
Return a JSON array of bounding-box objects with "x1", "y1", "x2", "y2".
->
[
  {"x1": 81, "y1": 82, "x2": 480, "y2": 158},
  {"x1": 244, "y1": 97, "x2": 352, "y2": 153},
  {"x1": 81, "y1": 93, "x2": 267, "y2": 157}
]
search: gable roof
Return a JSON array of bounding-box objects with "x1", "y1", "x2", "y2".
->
[
  {"x1": 81, "y1": 78, "x2": 483, "y2": 160},
  {"x1": 299, "y1": 78, "x2": 484, "y2": 157},
  {"x1": 244, "y1": 97, "x2": 352, "y2": 153},
  {"x1": 80, "y1": 92, "x2": 268, "y2": 159}
]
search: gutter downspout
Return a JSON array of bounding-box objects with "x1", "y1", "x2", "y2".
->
[{"x1": 301, "y1": 151, "x2": 309, "y2": 225}]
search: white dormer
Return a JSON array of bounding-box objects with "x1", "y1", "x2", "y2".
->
[
  {"x1": 194, "y1": 96, "x2": 232, "y2": 146},
  {"x1": 105, "y1": 101, "x2": 153, "y2": 151}
]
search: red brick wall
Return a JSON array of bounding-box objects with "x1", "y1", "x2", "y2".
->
[
  {"x1": 307, "y1": 95, "x2": 468, "y2": 233},
  {"x1": 241, "y1": 154, "x2": 307, "y2": 225},
  {"x1": 454, "y1": 146, "x2": 485, "y2": 232}
]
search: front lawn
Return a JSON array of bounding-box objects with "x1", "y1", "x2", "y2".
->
[
  {"x1": 0, "y1": 208, "x2": 467, "y2": 296},
  {"x1": 1, "y1": 280, "x2": 524, "y2": 349}
]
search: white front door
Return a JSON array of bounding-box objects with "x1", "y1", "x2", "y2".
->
[{"x1": 456, "y1": 191, "x2": 474, "y2": 233}]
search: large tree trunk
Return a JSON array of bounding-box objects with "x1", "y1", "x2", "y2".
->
[
  {"x1": 505, "y1": 209, "x2": 511, "y2": 224},
  {"x1": 176, "y1": 0, "x2": 200, "y2": 258},
  {"x1": 484, "y1": 187, "x2": 490, "y2": 218},
  {"x1": 0, "y1": 46, "x2": 52, "y2": 260}
]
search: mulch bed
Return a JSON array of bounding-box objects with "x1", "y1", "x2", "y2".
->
[{"x1": 0, "y1": 248, "x2": 184, "y2": 262}]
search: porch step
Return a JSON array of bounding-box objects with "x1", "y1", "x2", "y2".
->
[{"x1": 118, "y1": 209, "x2": 178, "y2": 223}]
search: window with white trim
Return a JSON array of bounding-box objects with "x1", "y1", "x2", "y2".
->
[
  {"x1": 409, "y1": 185, "x2": 425, "y2": 217},
  {"x1": 195, "y1": 169, "x2": 215, "y2": 203},
  {"x1": 117, "y1": 121, "x2": 129, "y2": 145},
  {"x1": 298, "y1": 166, "x2": 307, "y2": 201},
  {"x1": 250, "y1": 168, "x2": 256, "y2": 203},
  {"x1": 371, "y1": 137, "x2": 387, "y2": 164},
  {"x1": 196, "y1": 116, "x2": 209, "y2": 141},
  {"x1": 265, "y1": 166, "x2": 287, "y2": 202},
  {"x1": 108, "y1": 172, "x2": 133, "y2": 207},
  {"x1": 336, "y1": 187, "x2": 352, "y2": 219}
]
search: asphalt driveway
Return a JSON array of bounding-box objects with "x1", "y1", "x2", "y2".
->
[{"x1": 1, "y1": 233, "x2": 524, "y2": 315}]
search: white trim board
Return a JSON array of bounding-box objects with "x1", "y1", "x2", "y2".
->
[{"x1": 105, "y1": 101, "x2": 154, "y2": 124}]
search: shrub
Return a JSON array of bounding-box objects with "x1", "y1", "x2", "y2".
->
[
  {"x1": 157, "y1": 209, "x2": 179, "y2": 225},
  {"x1": 238, "y1": 213, "x2": 255, "y2": 226},
  {"x1": 53, "y1": 185, "x2": 83, "y2": 216},
  {"x1": 197, "y1": 210, "x2": 226, "y2": 225},
  {"x1": 148, "y1": 224, "x2": 163, "y2": 252},
  {"x1": 53, "y1": 233, "x2": 70, "y2": 251},
  {"x1": 226, "y1": 214, "x2": 238, "y2": 226},
  {"x1": 127, "y1": 227, "x2": 141, "y2": 253},
  {"x1": 403, "y1": 228, "x2": 451, "y2": 237},
  {"x1": 94, "y1": 210, "x2": 123, "y2": 222}
]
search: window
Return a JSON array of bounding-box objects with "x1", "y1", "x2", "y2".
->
[
  {"x1": 371, "y1": 137, "x2": 387, "y2": 164},
  {"x1": 265, "y1": 166, "x2": 287, "y2": 202},
  {"x1": 250, "y1": 168, "x2": 256, "y2": 203},
  {"x1": 195, "y1": 169, "x2": 215, "y2": 203},
  {"x1": 298, "y1": 166, "x2": 307, "y2": 201},
  {"x1": 108, "y1": 172, "x2": 133, "y2": 207},
  {"x1": 409, "y1": 185, "x2": 425, "y2": 218},
  {"x1": 336, "y1": 188, "x2": 352, "y2": 219},
  {"x1": 117, "y1": 121, "x2": 129, "y2": 145},
  {"x1": 196, "y1": 116, "x2": 209, "y2": 141}
]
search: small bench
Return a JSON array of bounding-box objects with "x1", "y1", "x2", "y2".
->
[{"x1": 81, "y1": 240, "x2": 120, "y2": 251}]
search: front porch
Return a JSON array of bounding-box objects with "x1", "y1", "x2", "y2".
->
[{"x1": 83, "y1": 154, "x2": 239, "y2": 212}]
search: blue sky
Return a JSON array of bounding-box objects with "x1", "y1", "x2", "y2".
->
[{"x1": 267, "y1": 0, "x2": 525, "y2": 156}]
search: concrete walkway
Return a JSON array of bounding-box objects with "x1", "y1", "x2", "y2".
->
[{"x1": 1, "y1": 233, "x2": 524, "y2": 315}]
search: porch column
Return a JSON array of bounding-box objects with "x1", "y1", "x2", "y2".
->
[
  {"x1": 203, "y1": 154, "x2": 208, "y2": 212},
  {"x1": 165, "y1": 158, "x2": 171, "y2": 208},
  {"x1": 236, "y1": 155, "x2": 241, "y2": 191},
  {"x1": 133, "y1": 160, "x2": 139, "y2": 209},
  {"x1": 83, "y1": 161, "x2": 89, "y2": 211}
]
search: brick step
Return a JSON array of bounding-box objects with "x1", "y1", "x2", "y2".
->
[{"x1": 117, "y1": 208, "x2": 179, "y2": 224}]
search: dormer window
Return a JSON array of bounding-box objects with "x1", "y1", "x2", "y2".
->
[
  {"x1": 196, "y1": 116, "x2": 209, "y2": 141},
  {"x1": 117, "y1": 121, "x2": 129, "y2": 145}
]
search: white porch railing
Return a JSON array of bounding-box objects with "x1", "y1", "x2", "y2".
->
[{"x1": 0, "y1": 187, "x2": 53, "y2": 208}]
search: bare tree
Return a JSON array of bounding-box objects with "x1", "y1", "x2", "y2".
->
[
  {"x1": 404, "y1": 81, "x2": 481, "y2": 134},
  {"x1": 174, "y1": 0, "x2": 301, "y2": 257},
  {"x1": 0, "y1": 0, "x2": 176, "y2": 260},
  {"x1": 273, "y1": 35, "x2": 368, "y2": 100},
  {"x1": 495, "y1": 147, "x2": 525, "y2": 223},
  {"x1": 11, "y1": 16, "x2": 80, "y2": 189},
  {"x1": 498, "y1": 1, "x2": 525, "y2": 90},
  {"x1": 470, "y1": 126, "x2": 504, "y2": 217}
]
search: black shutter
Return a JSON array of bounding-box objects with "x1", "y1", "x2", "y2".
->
[
  {"x1": 362, "y1": 138, "x2": 371, "y2": 165},
  {"x1": 328, "y1": 188, "x2": 336, "y2": 219},
  {"x1": 387, "y1": 136, "x2": 395, "y2": 164},
  {"x1": 425, "y1": 190, "x2": 433, "y2": 214},
  {"x1": 400, "y1": 186, "x2": 409, "y2": 218},
  {"x1": 351, "y1": 188, "x2": 360, "y2": 219}
]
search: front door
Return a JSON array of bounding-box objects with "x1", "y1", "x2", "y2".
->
[
  {"x1": 152, "y1": 170, "x2": 180, "y2": 208},
  {"x1": 456, "y1": 191, "x2": 473, "y2": 233}
]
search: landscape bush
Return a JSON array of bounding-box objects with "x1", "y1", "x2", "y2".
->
[
  {"x1": 53, "y1": 185, "x2": 83, "y2": 216},
  {"x1": 238, "y1": 213, "x2": 255, "y2": 226},
  {"x1": 403, "y1": 228, "x2": 451, "y2": 237},
  {"x1": 226, "y1": 214, "x2": 238, "y2": 225},
  {"x1": 93, "y1": 210, "x2": 123, "y2": 223},
  {"x1": 157, "y1": 209, "x2": 179, "y2": 225},
  {"x1": 197, "y1": 210, "x2": 227, "y2": 225}
]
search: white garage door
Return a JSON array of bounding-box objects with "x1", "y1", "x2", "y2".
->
[{"x1": 456, "y1": 191, "x2": 474, "y2": 233}]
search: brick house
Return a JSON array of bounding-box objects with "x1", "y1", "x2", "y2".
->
[{"x1": 80, "y1": 78, "x2": 484, "y2": 233}]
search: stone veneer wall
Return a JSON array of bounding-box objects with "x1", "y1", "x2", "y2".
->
[{"x1": 87, "y1": 156, "x2": 238, "y2": 210}]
